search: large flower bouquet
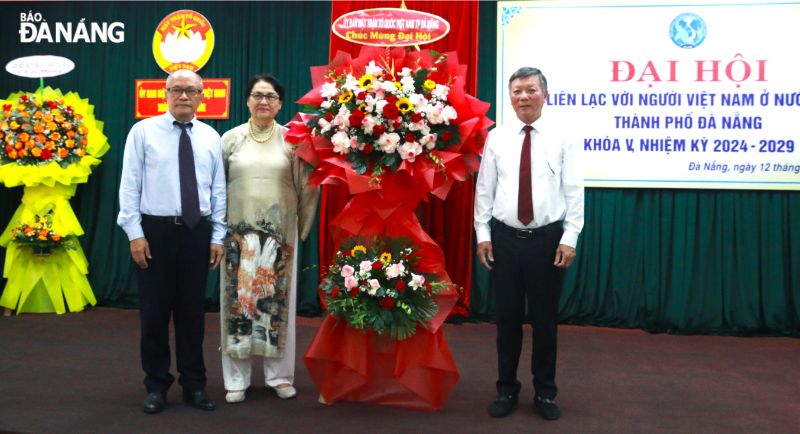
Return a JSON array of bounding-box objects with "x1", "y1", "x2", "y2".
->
[
  {"x1": 0, "y1": 87, "x2": 108, "y2": 187},
  {"x1": 1, "y1": 94, "x2": 89, "y2": 166},
  {"x1": 10, "y1": 211, "x2": 75, "y2": 253},
  {"x1": 304, "y1": 54, "x2": 460, "y2": 178},
  {"x1": 320, "y1": 237, "x2": 449, "y2": 341},
  {"x1": 288, "y1": 46, "x2": 492, "y2": 196}
]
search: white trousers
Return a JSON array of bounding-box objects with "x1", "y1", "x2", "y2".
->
[{"x1": 221, "y1": 235, "x2": 298, "y2": 391}]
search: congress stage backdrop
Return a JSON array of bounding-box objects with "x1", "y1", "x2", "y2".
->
[
  {"x1": 0, "y1": 1, "x2": 798, "y2": 336},
  {"x1": 497, "y1": 0, "x2": 800, "y2": 190}
]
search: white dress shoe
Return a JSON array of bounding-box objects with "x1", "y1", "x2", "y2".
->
[
  {"x1": 274, "y1": 385, "x2": 296, "y2": 399},
  {"x1": 225, "y1": 390, "x2": 246, "y2": 403}
]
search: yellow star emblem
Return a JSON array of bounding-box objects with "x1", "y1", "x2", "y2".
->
[{"x1": 172, "y1": 18, "x2": 196, "y2": 39}]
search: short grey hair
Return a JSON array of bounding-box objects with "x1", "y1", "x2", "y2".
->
[
  {"x1": 166, "y1": 69, "x2": 203, "y2": 89},
  {"x1": 508, "y1": 67, "x2": 547, "y2": 92}
]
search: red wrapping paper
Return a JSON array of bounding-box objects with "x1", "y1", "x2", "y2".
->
[{"x1": 305, "y1": 315, "x2": 459, "y2": 411}]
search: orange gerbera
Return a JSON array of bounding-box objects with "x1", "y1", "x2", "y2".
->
[
  {"x1": 50, "y1": 132, "x2": 61, "y2": 141},
  {"x1": 17, "y1": 132, "x2": 29, "y2": 142},
  {"x1": 33, "y1": 123, "x2": 45, "y2": 133},
  {"x1": 42, "y1": 113, "x2": 54, "y2": 122},
  {"x1": 77, "y1": 125, "x2": 88, "y2": 135},
  {"x1": 30, "y1": 147, "x2": 42, "y2": 157},
  {"x1": 57, "y1": 148, "x2": 68, "y2": 158}
]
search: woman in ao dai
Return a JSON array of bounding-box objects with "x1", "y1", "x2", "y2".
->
[{"x1": 219, "y1": 74, "x2": 319, "y2": 403}]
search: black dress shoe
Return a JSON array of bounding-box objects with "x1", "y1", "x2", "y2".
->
[
  {"x1": 183, "y1": 389, "x2": 216, "y2": 411},
  {"x1": 534, "y1": 395, "x2": 561, "y2": 420},
  {"x1": 488, "y1": 393, "x2": 518, "y2": 418},
  {"x1": 142, "y1": 392, "x2": 165, "y2": 414}
]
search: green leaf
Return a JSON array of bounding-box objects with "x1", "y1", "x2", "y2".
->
[
  {"x1": 301, "y1": 104, "x2": 320, "y2": 114},
  {"x1": 412, "y1": 68, "x2": 429, "y2": 90},
  {"x1": 352, "y1": 158, "x2": 368, "y2": 175}
]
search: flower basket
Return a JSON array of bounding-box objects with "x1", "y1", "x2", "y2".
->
[
  {"x1": 0, "y1": 87, "x2": 106, "y2": 314},
  {"x1": 320, "y1": 237, "x2": 450, "y2": 341},
  {"x1": 0, "y1": 87, "x2": 108, "y2": 187},
  {"x1": 296, "y1": 46, "x2": 492, "y2": 410},
  {"x1": 287, "y1": 46, "x2": 492, "y2": 197},
  {"x1": 10, "y1": 210, "x2": 75, "y2": 255}
]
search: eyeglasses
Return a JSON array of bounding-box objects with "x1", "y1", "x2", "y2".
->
[
  {"x1": 250, "y1": 92, "x2": 280, "y2": 102},
  {"x1": 167, "y1": 87, "x2": 202, "y2": 97}
]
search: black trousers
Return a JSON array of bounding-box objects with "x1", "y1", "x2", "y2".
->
[
  {"x1": 492, "y1": 221, "x2": 563, "y2": 399},
  {"x1": 136, "y1": 216, "x2": 211, "y2": 394}
]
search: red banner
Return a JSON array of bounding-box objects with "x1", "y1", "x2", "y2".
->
[
  {"x1": 134, "y1": 78, "x2": 230, "y2": 119},
  {"x1": 332, "y1": 8, "x2": 450, "y2": 46}
]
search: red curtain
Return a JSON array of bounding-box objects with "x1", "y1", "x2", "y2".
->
[{"x1": 321, "y1": 0, "x2": 480, "y2": 317}]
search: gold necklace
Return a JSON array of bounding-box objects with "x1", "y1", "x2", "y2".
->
[{"x1": 248, "y1": 119, "x2": 275, "y2": 143}]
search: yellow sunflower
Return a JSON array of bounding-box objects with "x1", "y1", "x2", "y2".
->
[
  {"x1": 379, "y1": 252, "x2": 392, "y2": 265},
  {"x1": 338, "y1": 91, "x2": 354, "y2": 104},
  {"x1": 395, "y1": 98, "x2": 413, "y2": 114},
  {"x1": 358, "y1": 74, "x2": 374, "y2": 89},
  {"x1": 423, "y1": 79, "x2": 436, "y2": 91},
  {"x1": 351, "y1": 245, "x2": 367, "y2": 256}
]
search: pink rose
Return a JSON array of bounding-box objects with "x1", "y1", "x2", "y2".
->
[{"x1": 340, "y1": 265, "x2": 355, "y2": 277}]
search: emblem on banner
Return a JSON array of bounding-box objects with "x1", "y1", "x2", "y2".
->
[{"x1": 152, "y1": 10, "x2": 215, "y2": 72}]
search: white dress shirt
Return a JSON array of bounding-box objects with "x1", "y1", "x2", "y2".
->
[
  {"x1": 117, "y1": 112, "x2": 227, "y2": 244},
  {"x1": 474, "y1": 115, "x2": 584, "y2": 247}
]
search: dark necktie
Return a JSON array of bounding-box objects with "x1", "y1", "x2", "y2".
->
[
  {"x1": 174, "y1": 121, "x2": 201, "y2": 228},
  {"x1": 517, "y1": 125, "x2": 534, "y2": 226}
]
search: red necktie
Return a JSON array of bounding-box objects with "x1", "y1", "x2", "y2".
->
[{"x1": 517, "y1": 125, "x2": 534, "y2": 225}]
